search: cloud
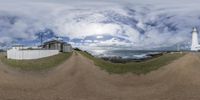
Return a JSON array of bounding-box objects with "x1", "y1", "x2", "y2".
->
[
  {"x1": 96, "y1": 36, "x2": 104, "y2": 39},
  {"x1": 0, "y1": 0, "x2": 199, "y2": 50},
  {"x1": 57, "y1": 22, "x2": 121, "y2": 38}
]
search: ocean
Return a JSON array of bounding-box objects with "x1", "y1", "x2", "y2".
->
[{"x1": 88, "y1": 50, "x2": 163, "y2": 59}]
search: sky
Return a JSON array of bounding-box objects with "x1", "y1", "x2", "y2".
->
[{"x1": 0, "y1": 0, "x2": 200, "y2": 50}]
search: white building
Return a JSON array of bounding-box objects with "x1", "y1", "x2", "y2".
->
[
  {"x1": 42, "y1": 39, "x2": 73, "y2": 52},
  {"x1": 7, "y1": 39, "x2": 73, "y2": 60},
  {"x1": 191, "y1": 27, "x2": 200, "y2": 51}
]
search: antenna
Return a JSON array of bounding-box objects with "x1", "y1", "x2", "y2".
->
[
  {"x1": 40, "y1": 33, "x2": 43, "y2": 45},
  {"x1": 177, "y1": 43, "x2": 180, "y2": 51}
]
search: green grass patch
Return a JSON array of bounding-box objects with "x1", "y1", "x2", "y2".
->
[
  {"x1": 79, "y1": 51, "x2": 185, "y2": 74},
  {"x1": 0, "y1": 53, "x2": 72, "y2": 71}
]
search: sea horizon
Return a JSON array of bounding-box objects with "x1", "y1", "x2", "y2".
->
[{"x1": 87, "y1": 49, "x2": 189, "y2": 59}]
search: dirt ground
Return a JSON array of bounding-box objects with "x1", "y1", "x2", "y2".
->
[{"x1": 0, "y1": 52, "x2": 200, "y2": 100}]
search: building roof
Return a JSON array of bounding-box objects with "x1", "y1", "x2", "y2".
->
[
  {"x1": 12, "y1": 44, "x2": 24, "y2": 47},
  {"x1": 43, "y1": 39, "x2": 64, "y2": 45},
  {"x1": 43, "y1": 39, "x2": 71, "y2": 46},
  {"x1": 63, "y1": 43, "x2": 72, "y2": 46},
  {"x1": 192, "y1": 27, "x2": 198, "y2": 33}
]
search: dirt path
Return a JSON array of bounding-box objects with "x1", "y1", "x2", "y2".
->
[{"x1": 0, "y1": 52, "x2": 200, "y2": 100}]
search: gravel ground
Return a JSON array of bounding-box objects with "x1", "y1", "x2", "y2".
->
[{"x1": 0, "y1": 52, "x2": 200, "y2": 100}]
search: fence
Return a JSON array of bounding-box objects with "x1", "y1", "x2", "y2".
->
[{"x1": 7, "y1": 49, "x2": 59, "y2": 60}]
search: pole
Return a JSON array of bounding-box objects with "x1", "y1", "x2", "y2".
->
[{"x1": 40, "y1": 33, "x2": 43, "y2": 45}]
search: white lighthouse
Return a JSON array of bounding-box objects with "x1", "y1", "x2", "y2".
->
[{"x1": 191, "y1": 27, "x2": 200, "y2": 51}]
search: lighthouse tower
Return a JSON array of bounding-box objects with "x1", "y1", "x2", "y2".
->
[{"x1": 191, "y1": 27, "x2": 200, "y2": 51}]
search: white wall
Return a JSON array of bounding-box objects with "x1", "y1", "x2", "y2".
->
[
  {"x1": 7, "y1": 49, "x2": 59, "y2": 60},
  {"x1": 63, "y1": 45, "x2": 73, "y2": 52}
]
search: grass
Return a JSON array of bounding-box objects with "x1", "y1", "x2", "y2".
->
[
  {"x1": 79, "y1": 51, "x2": 185, "y2": 74},
  {"x1": 0, "y1": 52, "x2": 72, "y2": 71}
]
